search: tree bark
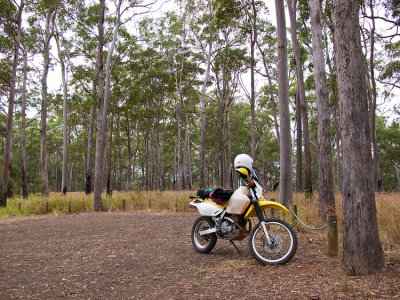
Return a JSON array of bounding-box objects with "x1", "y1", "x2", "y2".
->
[
  {"x1": 310, "y1": 0, "x2": 335, "y2": 218},
  {"x1": 93, "y1": 0, "x2": 106, "y2": 211},
  {"x1": 250, "y1": 0, "x2": 257, "y2": 160},
  {"x1": 94, "y1": 0, "x2": 121, "y2": 209},
  {"x1": 106, "y1": 118, "x2": 113, "y2": 195},
  {"x1": 368, "y1": 1, "x2": 381, "y2": 192},
  {"x1": 295, "y1": 90, "x2": 303, "y2": 192},
  {"x1": 275, "y1": 0, "x2": 293, "y2": 207},
  {"x1": 394, "y1": 162, "x2": 400, "y2": 192},
  {"x1": 184, "y1": 110, "x2": 192, "y2": 189},
  {"x1": 124, "y1": 116, "x2": 133, "y2": 190},
  {"x1": 21, "y1": 49, "x2": 28, "y2": 199},
  {"x1": 287, "y1": 0, "x2": 313, "y2": 195},
  {"x1": 40, "y1": 8, "x2": 55, "y2": 197},
  {"x1": 0, "y1": 0, "x2": 24, "y2": 206},
  {"x1": 175, "y1": 53, "x2": 185, "y2": 191},
  {"x1": 199, "y1": 43, "x2": 212, "y2": 188},
  {"x1": 85, "y1": 82, "x2": 95, "y2": 195},
  {"x1": 334, "y1": 108, "x2": 343, "y2": 192},
  {"x1": 55, "y1": 24, "x2": 68, "y2": 195},
  {"x1": 332, "y1": 0, "x2": 385, "y2": 275}
]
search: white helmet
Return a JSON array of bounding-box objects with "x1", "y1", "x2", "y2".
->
[{"x1": 234, "y1": 154, "x2": 253, "y2": 171}]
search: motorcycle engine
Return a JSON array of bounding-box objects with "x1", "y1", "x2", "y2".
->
[{"x1": 220, "y1": 220, "x2": 234, "y2": 234}]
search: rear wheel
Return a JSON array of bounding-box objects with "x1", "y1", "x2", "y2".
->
[
  {"x1": 191, "y1": 216, "x2": 217, "y2": 253},
  {"x1": 249, "y1": 219, "x2": 297, "y2": 265}
]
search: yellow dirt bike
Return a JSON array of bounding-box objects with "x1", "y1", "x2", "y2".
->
[{"x1": 189, "y1": 167, "x2": 297, "y2": 265}]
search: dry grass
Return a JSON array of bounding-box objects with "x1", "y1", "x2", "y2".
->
[
  {"x1": 264, "y1": 191, "x2": 400, "y2": 254},
  {"x1": 0, "y1": 190, "x2": 195, "y2": 218},
  {"x1": 1, "y1": 190, "x2": 399, "y2": 251}
]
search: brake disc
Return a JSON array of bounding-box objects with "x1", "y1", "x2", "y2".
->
[{"x1": 263, "y1": 233, "x2": 284, "y2": 254}]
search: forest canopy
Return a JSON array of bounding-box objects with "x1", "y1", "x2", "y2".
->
[{"x1": 0, "y1": 0, "x2": 399, "y2": 200}]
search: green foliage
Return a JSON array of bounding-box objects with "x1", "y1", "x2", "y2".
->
[{"x1": 376, "y1": 117, "x2": 400, "y2": 190}]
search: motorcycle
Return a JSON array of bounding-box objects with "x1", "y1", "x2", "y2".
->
[{"x1": 189, "y1": 166, "x2": 298, "y2": 265}]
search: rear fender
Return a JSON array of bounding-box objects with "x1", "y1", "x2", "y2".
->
[
  {"x1": 189, "y1": 199, "x2": 225, "y2": 216},
  {"x1": 244, "y1": 201, "x2": 290, "y2": 219}
]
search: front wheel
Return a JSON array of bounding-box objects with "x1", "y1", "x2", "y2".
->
[
  {"x1": 191, "y1": 216, "x2": 217, "y2": 253},
  {"x1": 249, "y1": 219, "x2": 297, "y2": 265}
]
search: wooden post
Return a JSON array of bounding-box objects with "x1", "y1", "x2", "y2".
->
[
  {"x1": 148, "y1": 198, "x2": 151, "y2": 209},
  {"x1": 327, "y1": 214, "x2": 338, "y2": 256},
  {"x1": 67, "y1": 201, "x2": 71, "y2": 214},
  {"x1": 122, "y1": 198, "x2": 126, "y2": 211},
  {"x1": 18, "y1": 202, "x2": 21, "y2": 211},
  {"x1": 45, "y1": 201, "x2": 49, "y2": 213},
  {"x1": 174, "y1": 197, "x2": 177, "y2": 212}
]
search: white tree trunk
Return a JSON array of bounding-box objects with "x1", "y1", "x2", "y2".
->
[
  {"x1": 55, "y1": 24, "x2": 68, "y2": 195},
  {"x1": 21, "y1": 49, "x2": 28, "y2": 199},
  {"x1": 40, "y1": 9, "x2": 55, "y2": 197},
  {"x1": 199, "y1": 43, "x2": 212, "y2": 188}
]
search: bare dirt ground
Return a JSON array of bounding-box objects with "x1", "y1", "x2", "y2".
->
[{"x1": 0, "y1": 212, "x2": 399, "y2": 300}]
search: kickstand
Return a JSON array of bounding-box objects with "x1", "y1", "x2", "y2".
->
[{"x1": 230, "y1": 240, "x2": 241, "y2": 254}]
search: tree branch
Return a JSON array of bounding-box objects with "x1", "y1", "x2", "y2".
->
[
  {"x1": 0, "y1": 74, "x2": 10, "y2": 87},
  {"x1": 376, "y1": 78, "x2": 400, "y2": 89}
]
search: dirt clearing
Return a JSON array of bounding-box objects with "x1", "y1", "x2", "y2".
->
[{"x1": 0, "y1": 212, "x2": 399, "y2": 299}]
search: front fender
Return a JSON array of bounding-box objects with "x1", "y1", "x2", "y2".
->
[{"x1": 244, "y1": 200, "x2": 290, "y2": 219}]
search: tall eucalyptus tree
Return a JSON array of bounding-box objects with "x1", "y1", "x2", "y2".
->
[
  {"x1": 0, "y1": 0, "x2": 25, "y2": 206},
  {"x1": 309, "y1": 0, "x2": 335, "y2": 218},
  {"x1": 287, "y1": 0, "x2": 313, "y2": 195},
  {"x1": 54, "y1": 16, "x2": 71, "y2": 195},
  {"x1": 185, "y1": 0, "x2": 219, "y2": 188},
  {"x1": 39, "y1": 3, "x2": 56, "y2": 197},
  {"x1": 332, "y1": 0, "x2": 384, "y2": 275},
  {"x1": 275, "y1": 0, "x2": 292, "y2": 207}
]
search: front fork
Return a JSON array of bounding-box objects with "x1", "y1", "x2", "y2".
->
[{"x1": 252, "y1": 200, "x2": 272, "y2": 244}]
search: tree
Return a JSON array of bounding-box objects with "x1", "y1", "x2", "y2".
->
[
  {"x1": 93, "y1": 0, "x2": 106, "y2": 211},
  {"x1": 332, "y1": 0, "x2": 385, "y2": 275},
  {"x1": 0, "y1": 0, "x2": 24, "y2": 206},
  {"x1": 185, "y1": 0, "x2": 219, "y2": 189},
  {"x1": 20, "y1": 49, "x2": 29, "y2": 199},
  {"x1": 287, "y1": 0, "x2": 313, "y2": 195},
  {"x1": 240, "y1": 0, "x2": 261, "y2": 159},
  {"x1": 55, "y1": 18, "x2": 69, "y2": 195},
  {"x1": 309, "y1": 0, "x2": 335, "y2": 218},
  {"x1": 39, "y1": 3, "x2": 57, "y2": 197},
  {"x1": 275, "y1": 0, "x2": 292, "y2": 207}
]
